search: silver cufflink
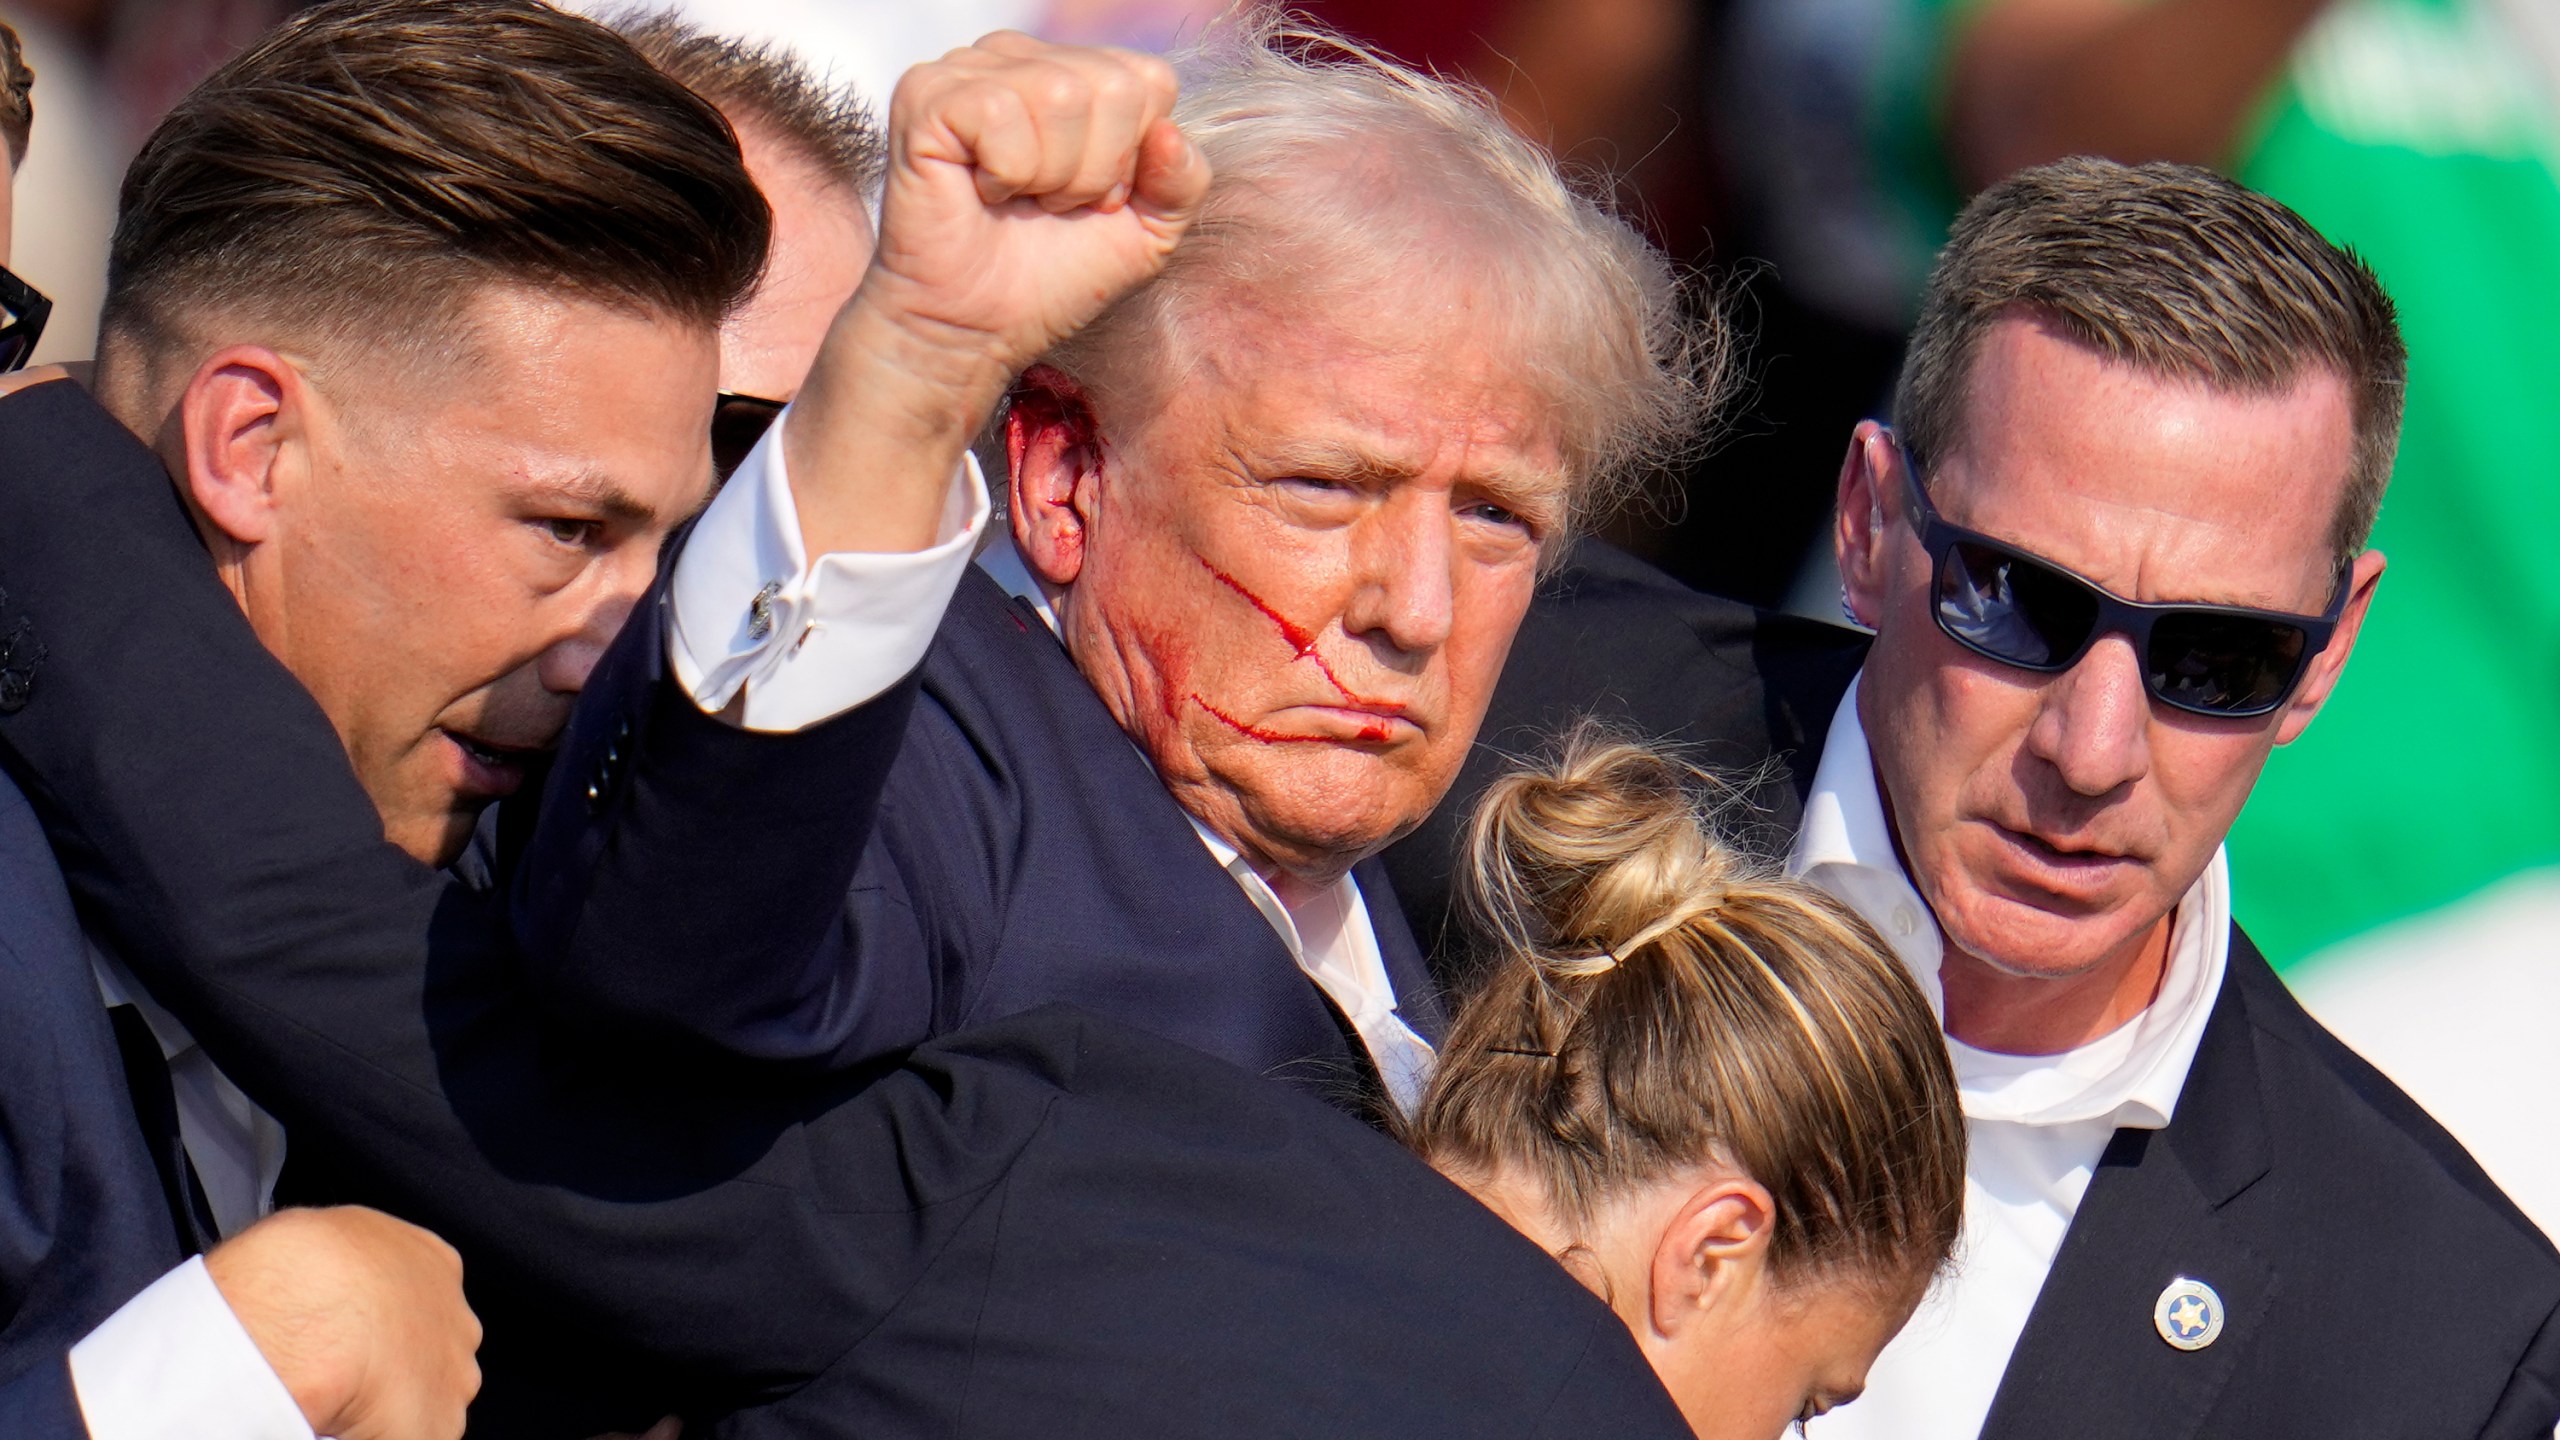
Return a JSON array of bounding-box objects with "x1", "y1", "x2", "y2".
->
[{"x1": 747, "y1": 581, "x2": 783, "y2": 641}]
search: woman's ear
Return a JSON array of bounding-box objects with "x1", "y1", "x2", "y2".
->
[
  {"x1": 175, "y1": 345, "x2": 309, "y2": 550},
  {"x1": 1006, "y1": 364, "x2": 1107, "y2": 588},
  {"x1": 1648, "y1": 1176, "x2": 1777, "y2": 1340}
]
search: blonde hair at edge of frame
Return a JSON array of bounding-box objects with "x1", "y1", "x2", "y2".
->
[
  {"x1": 1406, "y1": 728, "x2": 1968, "y2": 1295},
  {"x1": 1037, "y1": 13, "x2": 1732, "y2": 543}
]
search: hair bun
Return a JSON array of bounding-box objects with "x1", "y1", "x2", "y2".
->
[{"x1": 1462, "y1": 724, "x2": 1750, "y2": 977}]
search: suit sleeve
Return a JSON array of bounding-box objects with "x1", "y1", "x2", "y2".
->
[
  {"x1": 0, "y1": 1354, "x2": 88, "y2": 1440},
  {"x1": 0, "y1": 381, "x2": 916, "y2": 1423},
  {"x1": 507, "y1": 411, "x2": 1029, "y2": 1069},
  {"x1": 2478, "y1": 1292, "x2": 2560, "y2": 1438}
]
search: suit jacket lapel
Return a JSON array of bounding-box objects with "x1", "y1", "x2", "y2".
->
[{"x1": 1981, "y1": 927, "x2": 2277, "y2": 1440}]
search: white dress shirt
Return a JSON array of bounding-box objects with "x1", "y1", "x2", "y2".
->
[
  {"x1": 67, "y1": 419, "x2": 989, "y2": 1437},
  {"x1": 1789, "y1": 678, "x2": 2230, "y2": 1440},
  {"x1": 67, "y1": 1258, "x2": 310, "y2": 1440},
  {"x1": 978, "y1": 539, "x2": 1438, "y2": 1111}
]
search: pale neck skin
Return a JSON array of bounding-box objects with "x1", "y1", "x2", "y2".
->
[
  {"x1": 1941, "y1": 914, "x2": 2174, "y2": 1058},
  {"x1": 719, "y1": 115, "x2": 874, "y2": 402},
  {"x1": 1452, "y1": 1163, "x2": 1912, "y2": 1438}
]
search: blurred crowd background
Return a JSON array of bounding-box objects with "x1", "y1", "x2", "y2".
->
[{"x1": 5, "y1": 0, "x2": 2553, "y2": 1232}]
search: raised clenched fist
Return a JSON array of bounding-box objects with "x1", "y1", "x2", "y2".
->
[
  {"x1": 782, "y1": 34, "x2": 1210, "y2": 563},
  {"x1": 866, "y1": 31, "x2": 1208, "y2": 378}
]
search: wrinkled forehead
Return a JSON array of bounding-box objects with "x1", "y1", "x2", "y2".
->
[
  {"x1": 1928, "y1": 321, "x2": 2355, "y2": 612},
  {"x1": 1119, "y1": 280, "x2": 1579, "y2": 517}
]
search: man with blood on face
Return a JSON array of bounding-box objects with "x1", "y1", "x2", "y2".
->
[
  {"x1": 519, "y1": 18, "x2": 1704, "y2": 1115},
  {"x1": 1007, "y1": 296, "x2": 1571, "y2": 895}
]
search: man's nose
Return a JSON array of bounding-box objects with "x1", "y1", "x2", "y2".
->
[
  {"x1": 1341, "y1": 497, "x2": 1456, "y2": 656},
  {"x1": 536, "y1": 550, "x2": 651, "y2": 694},
  {"x1": 2023, "y1": 632, "x2": 2152, "y2": 798}
]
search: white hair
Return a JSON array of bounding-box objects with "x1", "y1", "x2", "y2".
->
[{"x1": 1044, "y1": 16, "x2": 1727, "y2": 529}]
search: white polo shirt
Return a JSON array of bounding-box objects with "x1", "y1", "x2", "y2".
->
[{"x1": 1789, "y1": 678, "x2": 2230, "y2": 1439}]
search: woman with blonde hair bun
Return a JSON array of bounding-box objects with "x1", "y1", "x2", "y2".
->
[{"x1": 1407, "y1": 727, "x2": 1966, "y2": 1435}]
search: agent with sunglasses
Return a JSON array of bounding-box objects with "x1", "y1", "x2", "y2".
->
[{"x1": 1798, "y1": 158, "x2": 2560, "y2": 1436}]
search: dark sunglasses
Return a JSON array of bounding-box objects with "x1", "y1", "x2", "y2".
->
[
  {"x1": 711, "y1": 391, "x2": 787, "y2": 484},
  {"x1": 0, "y1": 265, "x2": 52, "y2": 374},
  {"x1": 1889, "y1": 433, "x2": 2348, "y2": 718}
]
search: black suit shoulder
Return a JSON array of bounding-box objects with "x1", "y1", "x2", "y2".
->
[
  {"x1": 2230, "y1": 938, "x2": 2556, "y2": 1260},
  {"x1": 761, "y1": 1006, "x2": 1692, "y2": 1440},
  {"x1": 2218, "y1": 937, "x2": 2560, "y2": 1433},
  {"x1": 1990, "y1": 930, "x2": 2560, "y2": 1438}
]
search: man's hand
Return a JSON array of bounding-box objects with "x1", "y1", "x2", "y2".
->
[
  {"x1": 786, "y1": 33, "x2": 1210, "y2": 558},
  {"x1": 204, "y1": 1206, "x2": 482, "y2": 1440}
]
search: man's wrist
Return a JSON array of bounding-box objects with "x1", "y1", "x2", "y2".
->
[
  {"x1": 809, "y1": 278, "x2": 1020, "y2": 442},
  {"x1": 68, "y1": 1257, "x2": 315, "y2": 1440},
  {"x1": 783, "y1": 283, "x2": 1019, "y2": 559}
]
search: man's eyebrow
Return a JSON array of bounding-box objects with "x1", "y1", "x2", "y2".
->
[
  {"x1": 517, "y1": 468, "x2": 659, "y2": 525},
  {"x1": 1255, "y1": 441, "x2": 1568, "y2": 499},
  {"x1": 1252, "y1": 440, "x2": 1409, "y2": 483}
]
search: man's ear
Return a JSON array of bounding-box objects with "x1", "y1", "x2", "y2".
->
[
  {"x1": 2275, "y1": 546, "x2": 2387, "y2": 746},
  {"x1": 1006, "y1": 364, "x2": 1106, "y2": 587},
  {"x1": 1647, "y1": 1176, "x2": 1777, "y2": 1340},
  {"x1": 1834, "y1": 421, "x2": 1898, "y2": 629},
  {"x1": 174, "y1": 345, "x2": 310, "y2": 549}
]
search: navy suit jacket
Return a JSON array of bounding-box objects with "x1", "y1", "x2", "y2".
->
[
  {"x1": 521, "y1": 562, "x2": 1446, "y2": 1100},
  {"x1": 0, "y1": 758, "x2": 190, "y2": 1438},
  {"x1": 0, "y1": 379, "x2": 1668, "y2": 1437},
  {"x1": 706, "y1": 1004, "x2": 1691, "y2": 1440}
]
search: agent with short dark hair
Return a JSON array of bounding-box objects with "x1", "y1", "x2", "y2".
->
[
  {"x1": 0, "y1": 19, "x2": 480, "y2": 1440},
  {"x1": 1808, "y1": 158, "x2": 2559, "y2": 1435}
]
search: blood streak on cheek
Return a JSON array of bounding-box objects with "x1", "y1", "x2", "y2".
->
[
  {"x1": 1202, "y1": 560, "x2": 1319, "y2": 656},
  {"x1": 1196, "y1": 558, "x2": 1391, "y2": 709}
]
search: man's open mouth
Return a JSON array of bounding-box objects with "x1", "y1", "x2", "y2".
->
[{"x1": 441, "y1": 728, "x2": 554, "y2": 791}]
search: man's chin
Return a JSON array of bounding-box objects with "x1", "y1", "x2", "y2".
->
[
  {"x1": 1938, "y1": 886, "x2": 2152, "y2": 982},
  {"x1": 1229, "y1": 777, "x2": 1432, "y2": 880},
  {"x1": 381, "y1": 805, "x2": 486, "y2": 870}
]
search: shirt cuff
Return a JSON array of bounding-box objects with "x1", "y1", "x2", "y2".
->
[
  {"x1": 68, "y1": 1257, "x2": 314, "y2": 1440},
  {"x1": 669, "y1": 407, "x2": 991, "y2": 733}
]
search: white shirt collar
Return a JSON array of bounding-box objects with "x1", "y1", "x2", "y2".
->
[
  {"x1": 976, "y1": 532, "x2": 1061, "y2": 633},
  {"x1": 1787, "y1": 675, "x2": 2230, "y2": 1131}
]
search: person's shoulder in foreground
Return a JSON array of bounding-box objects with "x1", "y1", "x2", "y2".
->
[
  {"x1": 2170, "y1": 930, "x2": 2560, "y2": 1428},
  {"x1": 744, "y1": 1004, "x2": 1696, "y2": 1440}
]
